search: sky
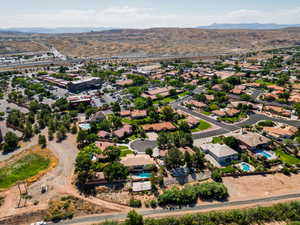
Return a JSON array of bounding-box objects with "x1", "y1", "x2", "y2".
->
[{"x1": 0, "y1": 0, "x2": 300, "y2": 28}]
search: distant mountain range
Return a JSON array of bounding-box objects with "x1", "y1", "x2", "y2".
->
[
  {"x1": 196, "y1": 23, "x2": 300, "y2": 30},
  {"x1": 1, "y1": 24, "x2": 300, "y2": 34},
  {"x1": 0, "y1": 27, "x2": 114, "y2": 34}
]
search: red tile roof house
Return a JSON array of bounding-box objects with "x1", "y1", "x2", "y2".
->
[
  {"x1": 263, "y1": 125, "x2": 298, "y2": 140},
  {"x1": 185, "y1": 100, "x2": 207, "y2": 109},
  {"x1": 142, "y1": 122, "x2": 177, "y2": 132},
  {"x1": 120, "y1": 154, "x2": 156, "y2": 172},
  {"x1": 116, "y1": 79, "x2": 134, "y2": 86},
  {"x1": 120, "y1": 110, "x2": 132, "y2": 117},
  {"x1": 95, "y1": 141, "x2": 116, "y2": 151},
  {"x1": 225, "y1": 108, "x2": 241, "y2": 117},
  {"x1": 131, "y1": 110, "x2": 147, "y2": 119},
  {"x1": 113, "y1": 124, "x2": 133, "y2": 138},
  {"x1": 212, "y1": 110, "x2": 226, "y2": 117},
  {"x1": 185, "y1": 116, "x2": 199, "y2": 128},
  {"x1": 97, "y1": 130, "x2": 110, "y2": 139},
  {"x1": 267, "y1": 85, "x2": 285, "y2": 91},
  {"x1": 230, "y1": 88, "x2": 243, "y2": 95},
  {"x1": 141, "y1": 87, "x2": 174, "y2": 100},
  {"x1": 264, "y1": 106, "x2": 291, "y2": 118}
]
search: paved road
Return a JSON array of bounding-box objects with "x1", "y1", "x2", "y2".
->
[
  {"x1": 56, "y1": 192, "x2": 300, "y2": 225},
  {"x1": 130, "y1": 103, "x2": 300, "y2": 152},
  {"x1": 130, "y1": 140, "x2": 157, "y2": 153}
]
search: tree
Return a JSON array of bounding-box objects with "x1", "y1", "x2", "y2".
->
[
  {"x1": 145, "y1": 148, "x2": 153, "y2": 157},
  {"x1": 111, "y1": 102, "x2": 121, "y2": 113},
  {"x1": 184, "y1": 151, "x2": 192, "y2": 168},
  {"x1": 125, "y1": 210, "x2": 143, "y2": 225},
  {"x1": 103, "y1": 146, "x2": 121, "y2": 161},
  {"x1": 178, "y1": 121, "x2": 190, "y2": 132},
  {"x1": 211, "y1": 169, "x2": 223, "y2": 182},
  {"x1": 3, "y1": 131, "x2": 19, "y2": 152},
  {"x1": 164, "y1": 148, "x2": 184, "y2": 169},
  {"x1": 157, "y1": 132, "x2": 172, "y2": 149},
  {"x1": 160, "y1": 106, "x2": 175, "y2": 121},
  {"x1": 71, "y1": 123, "x2": 78, "y2": 134},
  {"x1": 48, "y1": 129, "x2": 54, "y2": 141},
  {"x1": 103, "y1": 162, "x2": 129, "y2": 182},
  {"x1": 223, "y1": 136, "x2": 239, "y2": 150},
  {"x1": 38, "y1": 135, "x2": 47, "y2": 148},
  {"x1": 23, "y1": 122, "x2": 33, "y2": 140},
  {"x1": 192, "y1": 148, "x2": 205, "y2": 170}
]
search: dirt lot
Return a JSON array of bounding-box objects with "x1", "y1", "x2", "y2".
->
[{"x1": 223, "y1": 173, "x2": 300, "y2": 201}]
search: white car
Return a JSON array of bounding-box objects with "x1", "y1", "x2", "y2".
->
[{"x1": 31, "y1": 221, "x2": 47, "y2": 225}]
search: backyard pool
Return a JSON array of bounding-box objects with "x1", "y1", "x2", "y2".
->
[
  {"x1": 134, "y1": 172, "x2": 152, "y2": 178},
  {"x1": 255, "y1": 150, "x2": 276, "y2": 160},
  {"x1": 241, "y1": 162, "x2": 251, "y2": 172},
  {"x1": 79, "y1": 123, "x2": 91, "y2": 130}
]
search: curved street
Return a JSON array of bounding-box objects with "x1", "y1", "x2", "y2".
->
[{"x1": 130, "y1": 103, "x2": 300, "y2": 153}]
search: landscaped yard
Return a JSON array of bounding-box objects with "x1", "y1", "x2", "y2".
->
[
  {"x1": 219, "y1": 112, "x2": 247, "y2": 123},
  {"x1": 276, "y1": 150, "x2": 300, "y2": 165},
  {"x1": 0, "y1": 153, "x2": 50, "y2": 189},
  {"x1": 191, "y1": 120, "x2": 212, "y2": 132},
  {"x1": 255, "y1": 79, "x2": 275, "y2": 86},
  {"x1": 118, "y1": 146, "x2": 134, "y2": 157}
]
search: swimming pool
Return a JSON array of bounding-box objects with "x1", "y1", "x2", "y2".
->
[
  {"x1": 135, "y1": 172, "x2": 152, "y2": 178},
  {"x1": 255, "y1": 150, "x2": 274, "y2": 159},
  {"x1": 241, "y1": 162, "x2": 251, "y2": 172},
  {"x1": 79, "y1": 123, "x2": 91, "y2": 130}
]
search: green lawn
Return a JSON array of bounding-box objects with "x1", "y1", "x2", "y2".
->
[
  {"x1": 0, "y1": 153, "x2": 50, "y2": 189},
  {"x1": 202, "y1": 111, "x2": 212, "y2": 116},
  {"x1": 219, "y1": 112, "x2": 247, "y2": 123},
  {"x1": 255, "y1": 79, "x2": 275, "y2": 86},
  {"x1": 212, "y1": 136, "x2": 223, "y2": 144},
  {"x1": 276, "y1": 150, "x2": 300, "y2": 165},
  {"x1": 220, "y1": 165, "x2": 237, "y2": 174},
  {"x1": 178, "y1": 91, "x2": 190, "y2": 97},
  {"x1": 191, "y1": 120, "x2": 212, "y2": 132},
  {"x1": 118, "y1": 146, "x2": 134, "y2": 157}
]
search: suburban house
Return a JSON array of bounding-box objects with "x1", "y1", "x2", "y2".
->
[
  {"x1": 185, "y1": 100, "x2": 207, "y2": 109},
  {"x1": 142, "y1": 87, "x2": 174, "y2": 100},
  {"x1": 185, "y1": 116, "x2": 199, "y2": 128},
  {"x1": 131, "y1": 110, "x2": 147, "y2": 119},
  {"x1": 142, "y1": 122, "x2": 176, "y2": 132},
  {"x1": 201, "y1": 143, "x2": 238, "y2": 166},
  {"x1": 232, "y1": 131, "x2": 271, "y2": 150},
  {"x1": 95, "y1": 141, "x2": 116, "y2": 151},
  {"x1": 120, "y1": 154, "x2": 156, "y2": 172},
  {"x1": 263, "y1": 125, "x2": 298, "y2": 140},
  {"x1": 89, "y1": 111, "x2": 105, "y2": 122},
  {"x1": 116, "y1": 79, "x2": 134, "y2": 86},
  {"x1": 225, "y1": 108, "x2": 240, "y2": 117},
  {"x1": 97, "y1": 130, "x2": 110, "y2": 139},
  {"x1": 264, "y1": 106, "x2": 291, "y2": 118},
  {"x1": 113, "y1": 124, "x2": 133, "y2": 138}
]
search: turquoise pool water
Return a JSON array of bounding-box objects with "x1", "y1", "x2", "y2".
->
[
  {"x1": 255, "y1": 150, "x2": 272, "y2": 159},
  {"x1": 135, "y1": 172, "x2": 152, "y2": 178},
  {"x1": 241, "y1": 162, "x2": 251, "y2": 172},
  {"x1": 79, "y1": 123, "x2": 91, "y2": 130}
]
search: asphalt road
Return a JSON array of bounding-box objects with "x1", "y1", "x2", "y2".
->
[
  {"x1": 130, "y1": 103, "x2": 300, "y2": 153},
  {"x1": 56, "y1": 192, "x2": 300, "y2": 225}
]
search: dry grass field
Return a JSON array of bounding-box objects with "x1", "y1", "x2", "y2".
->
[{"x1": 1, "y1": 27, "x2": 300, "y2": 57}]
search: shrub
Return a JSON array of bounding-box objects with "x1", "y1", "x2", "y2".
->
[
  {"x1": 149, "y1": 200, "x2": 157, "y2": 208},
  {"x1": 129, "y1": 199, "x2": 142, "y2": 208},
  {"x1": 157, "y1": 182, "x2": 228, "y2": 206}
]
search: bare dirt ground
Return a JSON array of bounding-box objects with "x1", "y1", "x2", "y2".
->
[
  {"x1": 0, "y1": 132, "x2": 128, "y2": 224},
  {"x1": 223, "y1": 173, "x2": 300, "y2": 201}
]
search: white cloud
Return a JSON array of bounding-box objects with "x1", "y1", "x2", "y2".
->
[{"x1": 1, "y1": 6, "x2": 300, "y2": 28}]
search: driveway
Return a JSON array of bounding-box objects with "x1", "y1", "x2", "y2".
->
[{"x1": 130, "y1": 139, "x2": 157, "y2": 153}]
